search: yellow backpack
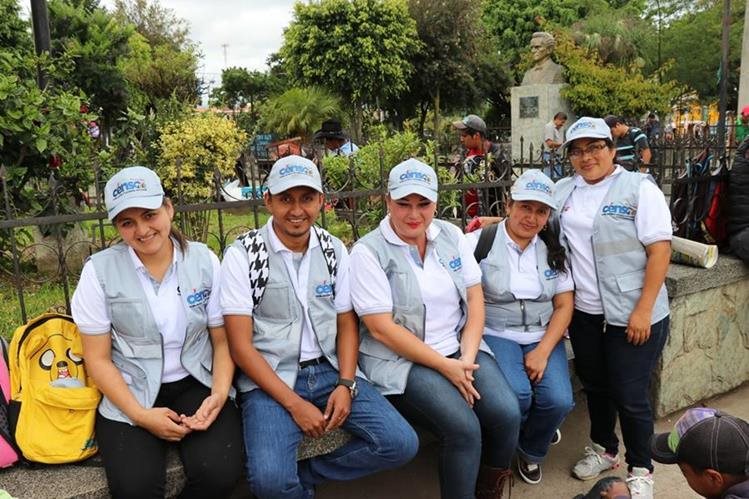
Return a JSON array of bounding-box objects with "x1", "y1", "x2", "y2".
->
[{"x1": 9, "y1": 313, "x2": 100, "y2": 464}]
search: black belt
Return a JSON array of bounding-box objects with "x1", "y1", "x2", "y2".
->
[{"x1": 299, "y1": 356, "x2": 326, "y2": 369}]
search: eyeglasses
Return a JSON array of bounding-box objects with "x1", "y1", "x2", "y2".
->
[{"x1": 568, "y1": 142, "x2": 608, "y2": 158}]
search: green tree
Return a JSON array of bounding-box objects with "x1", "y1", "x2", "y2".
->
[
  {"x1": 259, "y1": 87, "x2": 342, "y2": 142},
  {"x1": 0, "y1": 0, "x2": 33, "y2": 52},
  {"x1": 114, "y1": 0, "x2": 201, "y2": 110},
  {"x1": 48, "y1": 0, "x2": 134, "y2": 128},
  {"x1": 654, "y1": 0, "x2": 744, "y2": 105},
  {"x1": 554, "y1": 30, "x2": 681, "y2": 116},
  {"x1": 392, "y1": 0, "x2": 512, "y2": 136},
  {"x1": 280, "y1": 0, "x2": 420, "y2": 138},
  {"x1": 210, "y1": 67, "x2": 272, "y2": 117}
]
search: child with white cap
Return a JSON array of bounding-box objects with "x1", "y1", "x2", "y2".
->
[
  {"x1": 466, "y1": 169, "x2": 575, "y2": 486},
  {"x1": 71, "y1": 166, "x2": 243, "y2": 497},
  {"x1": 350, "y1": 158, "x2": 521, "y2": 499}
]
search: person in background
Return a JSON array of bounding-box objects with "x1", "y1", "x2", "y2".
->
[
  {"x1": 651, "y1": 408, "x2": 749, "y2": 499},
  {"x1": 71, "y1": 166, "x2": 243, "y2": 498},
  {"x1": 734, "y1": 106, "x2": 749, "y2": 146},
  {"x1": 542, "y1": 112, "x2": 568, "y2": 180},
  {"x1": 604, "y1": 115, "x2": 652, "y2": 172},
  {"x1": 313, "y1": 119, "x2": 359, "y2": 157},
  {"x1": 556, "y1": 117, "x2": 672, "y2": 499},
  {"x1": 453, "y1": 114, "x2": 507, "y2": 216},
  {"x1": 466, "y1": 169, "x2": 575, "y2": 486},
  {"x1": 350, "y1": 158, "x2": 521, "y2": 498},
  {"x1": 220, "y1": 155, "x2": 418, "y2": 499}
]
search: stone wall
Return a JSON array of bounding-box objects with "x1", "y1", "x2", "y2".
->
[{"x1": 651, "y1": 256, "x2": 749, "y2": 417}]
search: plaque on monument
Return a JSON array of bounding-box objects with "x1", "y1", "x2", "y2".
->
[{"x1": 519, "y1": 97, "x2": 539, "y2": 119}]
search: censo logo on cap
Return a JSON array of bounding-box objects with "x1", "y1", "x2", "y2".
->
[
  {"x1": 525, "y1": 180, "x2": 551, "y2": 193},
  {"x1": 279, "y1": 164, "x2": 313, "y2": 177},
  {"x1": 399, "y1": 170, "x2": 431, "y2": 183},
  {"x1": 112, "y1": 179, "x2": 147, "y2": 199},
  {"x1": 571, "y1": 121, "x2": 595, "y2": 133}
]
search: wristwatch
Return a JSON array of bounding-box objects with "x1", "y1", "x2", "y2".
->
[{"x1": 336, "y1": 378, "x2": 358, "y2": 399}]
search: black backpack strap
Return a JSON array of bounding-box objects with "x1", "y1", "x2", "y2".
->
[
  {"x1": 313, "y1": 226, "x2": 338, "y2": 298},
  {"x1": 237, "y1": 229, "x2": 270, "y2": 309},
  {"x1": 473, "y1": 223, "x2": 499, "y2": 263}
]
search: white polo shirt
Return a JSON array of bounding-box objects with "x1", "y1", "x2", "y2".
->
[
  {"x1": 350, "y1": 217, "x2": 482, "y2": 356},
  {"x1": 71, "y1": 244, "x2": 223, "y2": 383},
  {"x1": 559, "y1": 166, "x2": 672, "y2": 314},
  {"x1": 220, "y1": 219, "x2": 353, "y2": 362},
  {"x1": 467, "y1": 222, "x2": 574, "y2": 344}
]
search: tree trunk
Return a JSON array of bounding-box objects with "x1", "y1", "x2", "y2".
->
[
  {"x1": 418, "y1": 101, "x2": 429, "y2": 140},
  {"x1": 433, "y1": 89, "x2": 441, "y2": 146}
]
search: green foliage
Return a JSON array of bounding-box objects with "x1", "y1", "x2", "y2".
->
[
  {"x1": 0, "y1": 51, "x2": 96, "y2": 215},
  {"x1": 393, "y1": 0, "x2": 512, "y2": 134},
  {"x1": 482, "y1": 0, "x2": 603, "y2": 70},
  {"x1": 554, "y1": 30, "x2": 681, "y2": 117},
  {"x1": 654, "y1": 0, "x2": 744, "y2": 105},
  {"x1": 113, "y1": 0, "x2": 191, "y2": 50},
  {"x1": 0, "y1": 0, "x2": 33, "y2": 52},
  {"x1": 156, "y1": 112, "x2": 248, "y2": 202},
  {"x1": 48, "y1": 0, "x2": 135, "y2": 126},
  {"x1": 211, "y1": 67, "x2": 272, "y2": 116},
  {"x1": 280, "y1": 0, "x2": 420, "y2": 114},
  {"x1": 259, "y1": 87, "x2": 342, "y2": 141}
]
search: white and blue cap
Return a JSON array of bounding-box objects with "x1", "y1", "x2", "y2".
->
[
  {"x1": 511, "y1": 169, "x2": 556, "y2": 209},
  {"x1": 561, "y1": 116, "x2": 612, "y2": 150},
  {"x1": 388, "y1": 158, "x2": 438, "y2": 203},
  {"x1": 266, "y1": 155, "x2": 323, "y2": 195},
  {"x1": 104, "y1": 166, "x2": 165, "y2": 221}
]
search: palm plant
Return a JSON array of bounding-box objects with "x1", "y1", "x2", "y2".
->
[{"x1": 259, "y1": 87, "x2": 343, "y2": 142}]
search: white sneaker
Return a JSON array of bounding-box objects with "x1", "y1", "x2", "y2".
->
[
  {"x1": 627, "y1": 467, "x2": 654, "y2": 499},
  {"x1": 571, "y1": 443, "x2": 620, "y2": 481}
]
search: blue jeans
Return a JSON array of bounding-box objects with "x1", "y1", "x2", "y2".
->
[
  {"x1": 239, "y1": 361, "x2": 418, "y2": 499},
  {"x1": 388, "y1": 351, "x2": 521, "y2": 499},
  {"x1": 568, "y1": 310, "x2": 669, "y2": 472},
  {"x1": 484, "y1": 336, "x2": 574, "y2": 464},
  {"x1": 542, "y1": 151, "x2": 564, "y2": 180}
]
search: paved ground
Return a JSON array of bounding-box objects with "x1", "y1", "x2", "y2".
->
[{"x1": 315, "y1": 382, "x2": 749, "y2": 499}]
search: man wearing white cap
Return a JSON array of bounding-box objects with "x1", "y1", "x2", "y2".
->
[{"x1": 220, "y1": 155, "x2": 417, "y2": 499}]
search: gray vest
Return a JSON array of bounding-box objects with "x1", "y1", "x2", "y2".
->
[
  {"x1": 232, "y1": 224, "x2": 344, "y2": 393},
  {"x1": 356, "y1": 219, "x2": 491, "y2": 395},
  {"x1": 481, "y1": 222, "x2": 558, "y2": 332},
  {"x1": 555, "y1": 171, "x2": 670, "y2": 326},
  {"x1": 91, "y1": 241, "x2": 217, "y2": 424}
]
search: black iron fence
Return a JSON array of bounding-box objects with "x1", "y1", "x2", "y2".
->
[{"x1": 0, "y1": 134, "x2": 733, "y2": 326}]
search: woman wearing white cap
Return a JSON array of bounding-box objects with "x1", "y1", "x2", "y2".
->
[
  {"x1": 71, "y1": 166, "x2": 242, "y2": 498},
  {"x1": 350, "y1": 158, "x2": 521, "y2": 499},
  {"x1": 466, "y1": 169, "x2": 575, "y2": 486},
  {"x1": 555, "y1": 117, "x2": 672, "y2": 499}
]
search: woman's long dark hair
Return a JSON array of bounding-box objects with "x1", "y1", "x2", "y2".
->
[
  {"x1": 164, "y1": 197, "x2": 189, "y2": 253},
  {"x1": 538, "y1": 214, "x2": 567, "y2": 273}
]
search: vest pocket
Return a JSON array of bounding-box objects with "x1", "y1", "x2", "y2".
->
[
  {"x1": 109, "y1": 299, "x2": 147, "y2": 338},
  {"x1": 615, "y1": 270, "x2": 645, "y2": 292},
  {"x1": 255, "y1": 284, "x2": 294, "y2": 322},
  {"x1": 388, "y1": 272, "x2": 412, "y2": 308}
]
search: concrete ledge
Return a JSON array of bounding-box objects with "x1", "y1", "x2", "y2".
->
[
  {"x1": 665, "y1": 255, "x2": 749, "y2": 298},
  {"x1": 0, "y1": 430, "x2": 350, "y2": 498}
]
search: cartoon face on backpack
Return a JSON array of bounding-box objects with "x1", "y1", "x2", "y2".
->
[{"x1": 29, "y1": 332, "x2": 85, "y2": 388}]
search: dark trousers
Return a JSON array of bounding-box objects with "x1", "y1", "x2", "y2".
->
[
  {"x1": 568, "y1": 310, "x2": 669, "y2": 472},
  {"x1": 95, "y1": 376, "x2": 243, "y2": 499}
]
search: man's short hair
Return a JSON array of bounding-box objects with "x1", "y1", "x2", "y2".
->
[
  {"x1": 604, "y1": 115, "x2": 624, "y2": 128},
  {"x1": 554, "y1": 112, "x2": 568, "y2": 120}
]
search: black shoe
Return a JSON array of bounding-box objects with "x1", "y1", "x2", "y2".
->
[
  {"x1": 517, "y1": 456, "x2": 542, "y2": 484},
  {"x1": 550, "y1": 429, "x2": 561, "y2": 446}
]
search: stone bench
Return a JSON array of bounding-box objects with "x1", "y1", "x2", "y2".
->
[{"x1": 0, "y1": 429, "x2": 351, "y2": 499}]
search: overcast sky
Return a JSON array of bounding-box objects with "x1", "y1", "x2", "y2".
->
[{"x1": 20, "y1": 0, "x2": 296, "y2": 92}]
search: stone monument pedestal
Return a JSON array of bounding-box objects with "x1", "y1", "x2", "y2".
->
[{"x1": 511, "y1": 83, "x2": 575, "y2": 162}]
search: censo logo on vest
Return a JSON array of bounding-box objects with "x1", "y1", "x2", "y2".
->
[
  {"x1": 314, "y1": 281, "x2": 334, "y2": 298},
  {"x1": 111, "y1": 179, "x2": 147, "y2": 199},
  {"x1": 601, "y1": 203, "x2": 636, "y2": 219},
  {"x1": 448, "y1": 256, "x2": 462, "y2": 271},
  {"x1": 186, "y1": 288, "x2": 210, "y2": 307}
]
